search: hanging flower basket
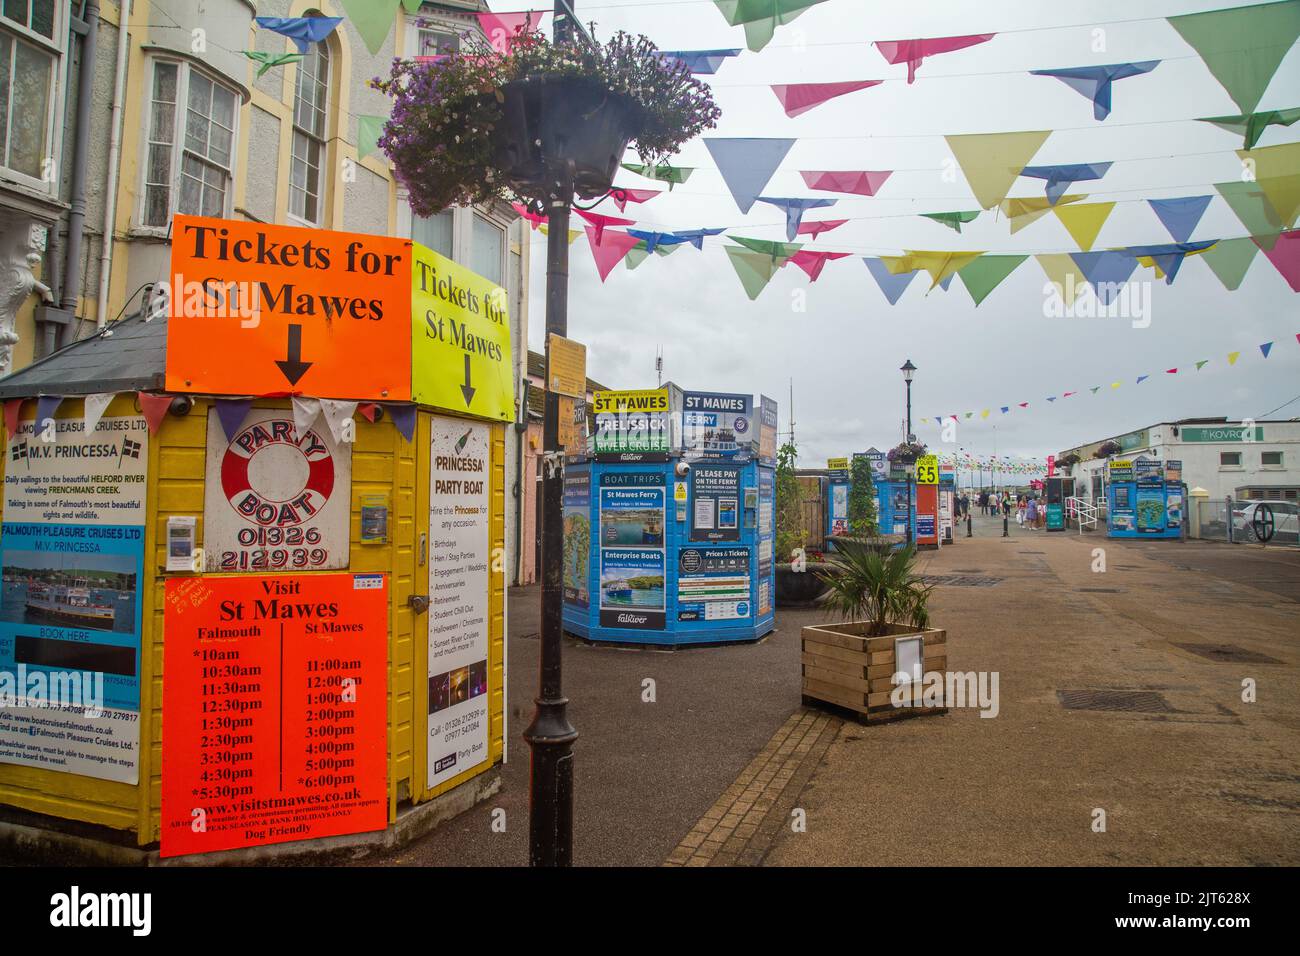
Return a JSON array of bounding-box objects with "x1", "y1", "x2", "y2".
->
[
  {"x1": 887, "y1": 441, "x2": 928, "y2": 466},
  {"x1": 372, "y1": 27, "x2": 721, "y2": 216},
  {"x1": 492, "y1": 74, "x2": 640, "y2": 199}
]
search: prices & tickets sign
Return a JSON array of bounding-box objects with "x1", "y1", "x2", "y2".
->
[
  {"x1": 202, "y1": 408, "x2": 351, "y2": 572},
  {"x1": 165, "y1": 215, "x2": 412, "y2": 400},
  {"x1": 161, "y1": 573, "x2": 388, "y2": 857}
]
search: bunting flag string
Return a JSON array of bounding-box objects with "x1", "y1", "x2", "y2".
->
[{"x1": 917, "y1": 332, "x2": 1296, "y2": 428}]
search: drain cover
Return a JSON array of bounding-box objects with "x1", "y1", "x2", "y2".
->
[
  {"x1": 953, "y1": 568, "x2": 984, "y2": 573},
  {"x1": 1173, "y1": 643, "x2": 1281, "y2": 664},
  {"x1": 1078, "y1": 587, "x2": 1123, "y2": 593},
  {"x1": 922, "y1": 574, "x2": 1002, "y2": 587},
  {"x1": 1018, "y1": 550, "x2": 1045, "y2": 555},
  {"x1": 1058, "y1": 689, "x2": 1175, "y2": 713}
]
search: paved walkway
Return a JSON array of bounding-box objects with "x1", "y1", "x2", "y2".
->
[
  {"x1": 367, "y1": 514, "x2": 1297, "y2": 867},
  {"x1": 760, "y1": 515, "x2": 1300, "y2": 866}
]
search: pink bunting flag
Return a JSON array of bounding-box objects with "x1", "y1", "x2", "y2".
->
[
  {"x1": 786, "y1": 250, "x2": 850, "y2": 281},
  {"x1": 357, "y1": 402, "x2": 381, "y2": 423},
  {"x1": 770, "y1": 80, "x2": 882, "y2": 118},
  {"x1": 609, "y1": 188, "x2": 662, "y2": 213},
  {"x1": 1166, "y1": 368, "x2": 1178, "y2": 374},
  {"x1": 1256, "y1": 229, "x2": 1300, "y2": 292},
  {"x1": 511, "y1": 202, "x2": 547, "y2": 231},
  {"x1": 138, "y1": 392, "x2": 173, "y2": 434},
  {"x1": 874, "y1": 34, "x2": 996, "y2": 83},
  {"x1": 476, "y1": 11, "x2": 542, "y2": 53},
  {"x1": 800, "y1": 170, "x2": 892, "y2": 196},
  {"x1": 797, "y1": 219, "x2": 848, "y2": 240},
  {"x1": 584, "y1": 226, "x2": 641, "y2": 282},
  {"x1": 3, "y1": 398, "x2": 23, "y2": 438},
  {"x1": 575, "y1": 208, "x2": 636, "y2": 244}
]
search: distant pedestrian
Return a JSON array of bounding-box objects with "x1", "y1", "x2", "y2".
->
[
  {"x1": 1026, "y1": 496, "x2": 1038, "y2": 528},
  {"x1": 1002, "y1": 494, "x2": 1011, "y2": 518}
]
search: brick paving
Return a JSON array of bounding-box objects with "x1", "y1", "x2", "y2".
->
[{"x1": 664, "y1": 708, "x2": 841, "y2": 867}]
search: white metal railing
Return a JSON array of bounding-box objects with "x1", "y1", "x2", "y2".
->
[{"x1": 1066, "y1": 495, "x2": 1098, "y2": 532}]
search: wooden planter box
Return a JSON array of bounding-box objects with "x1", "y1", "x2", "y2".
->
[{"x1": 801, "y1": 621, "x2": 947, "y2": 723}]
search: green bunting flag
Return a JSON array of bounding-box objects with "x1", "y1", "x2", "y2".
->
[
  {"x1": 921, "y1": 210, "x2": 980, "y2": 233},
  {"x1": 1195, "y1": 360, "x2": 1209, "y2": 370},
  {"x1": 724, "y1": 245, "x2": 785, "y2": 299},
  {"x1": 957, "y1": 255, "x2": 1028, "y2": 306},
  {"x1": 621, "y1": 162, "x2": 694, "y2": 189},
  {"x1": 1237, "y1": 144, "x2": 1300, "y2": 227},
  {"x1": 244, "y1": 50, "x2": 305, "y2": 77},
  {"x1": 341, "y1": 0, "x2": 400, "y2": 56},
  {"x1": 728, "y1": 235, "x2": 803, "y2": 261},
  {"x1": 1200, "y1": 107, "x2": 1300, "y2": 149},
  {"x1": 1215, "y1": 181, "x2": 1285, "y2": 249},
  {"x1": 1201, "y1": 237, "x2": 1261, "y2": 290},
  {"x1": 1168, "y1": 0, "x2": 1300, "y2": 115},
  {"x1": 713, "y1": 0, "x2": 828, "y2": 53},
  {"x1": 357, "y1": 115, "x2": 385, "y2": 160}
]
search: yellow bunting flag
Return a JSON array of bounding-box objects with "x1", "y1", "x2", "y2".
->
[
  {"x1": 1036, "y1": 253, "x2": 1087, "y2": 303},
  {"x1": 1228, "y1": 351, "x2": 1241, "y2": 365},
  {"x1": 882, "y1": 249, "x2": 984, "y2": 290},
  {"x1": 999, "y1": 194, "x2": 1087, "y2": 234},
  {"x1": 1054, "y1": 201, "x2": 1116, "y2": 251},
  {"x1": 946, "y1": 130, "x2": 1053, "y2": 209}
]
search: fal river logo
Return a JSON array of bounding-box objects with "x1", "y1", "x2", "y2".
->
[{"x1": 203, "y1": 409, "x2": 353, "y2": 572}]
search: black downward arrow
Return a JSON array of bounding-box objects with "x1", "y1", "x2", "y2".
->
[
  {"x1": 460, "y1": 354, "x2": 476, "y2": 406},
  {"x1": 275, "y1": 324, "x2": 313, "y2": 386}
]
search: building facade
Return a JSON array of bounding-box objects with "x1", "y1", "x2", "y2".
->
[
  {"x1": 0, "y1": 0, "x2": 535, "y2": 574},
  {"x1": 1058, "y1": 418, "x2": 1300, "y2": 502}
]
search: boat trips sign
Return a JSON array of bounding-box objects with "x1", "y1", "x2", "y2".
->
[
  {"x1": 0, "y1": 414, "x2": 148, "y2": 784},
  {"x1": 165, "y1": 215, "x2": 413, "y2": 400}
]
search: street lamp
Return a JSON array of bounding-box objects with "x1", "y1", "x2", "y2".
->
[{"x1": 900, "y1": 360, "x2": 916, "y2": 544}]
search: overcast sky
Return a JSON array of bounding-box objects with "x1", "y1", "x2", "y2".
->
[{"x1": 522, "y1": 0, "x2": 1299, "y2": 467}]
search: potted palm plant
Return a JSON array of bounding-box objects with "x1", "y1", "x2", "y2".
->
[
  {"x1": 800, "y1": 540, "x2": 948, "y2": 723},
  {"x1": 373, "y1": 27, "x2": 721, "y2": 212}
]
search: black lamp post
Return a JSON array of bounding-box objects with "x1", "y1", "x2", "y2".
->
[
  {"x1": 900, "y1": 360, "x2": 916, "y2": 545},
  {"x1": 522, "y1": 0, "x2": 588, "y2": 868}
]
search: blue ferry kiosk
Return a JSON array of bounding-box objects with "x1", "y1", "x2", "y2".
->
[
  {"x1": 562, "y1": 388, "x2": 777, "y2": 646},
  {"x1": 1105, "y1": 456, "x2": 1184, "y2": 539}
]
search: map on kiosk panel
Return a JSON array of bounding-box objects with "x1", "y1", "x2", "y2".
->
[{"x1": 165, "y1": 214, "x2": 413, "y2": 401}]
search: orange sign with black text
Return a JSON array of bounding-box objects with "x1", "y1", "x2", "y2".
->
[
  {"x1": 161, "y1": 573, "x2": 388, "y2": 858},
  {"x1": 164, "y1": 215, "x2": 412, "y2": 400}
]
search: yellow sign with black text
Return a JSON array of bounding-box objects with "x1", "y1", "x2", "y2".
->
[
  {"x1": 916, "y1": 455, "x2": 939, "y2": 485},
  {"x1": 827, "y1": 457, "x2": 849, "y2": 471},
  {"x1": 411, "y1": 242, "x2": 514, "y2": 421}
]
